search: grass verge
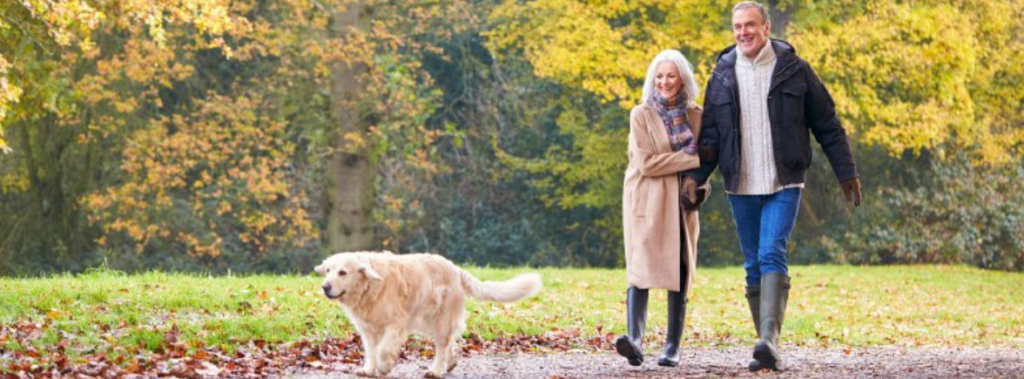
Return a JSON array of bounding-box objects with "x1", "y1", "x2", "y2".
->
[{"x1": 1, "y1": 264, "x2": 1021, "y2": 365}]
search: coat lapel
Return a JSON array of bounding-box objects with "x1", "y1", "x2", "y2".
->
[{"x1": 641, "y1": 104, "x2": 673, "y2": 154}]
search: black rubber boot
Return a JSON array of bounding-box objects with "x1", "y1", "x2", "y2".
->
[
  {"x1": 657, "y1": 291, "x2": 687, "y2": 366},
  {"x1": 751, "y1": 273, "x2": 790, "y2": 371},
  {"x1": 615, "y1": 287, "x2": 648, "y2": 366},
  {"x1": 745, "y1": 284, "x2": 763, "y2": 371}
]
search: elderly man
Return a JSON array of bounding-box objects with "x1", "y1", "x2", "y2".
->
[{"x1": 689, "y1": 1, "x2": 862, "y2": 371}]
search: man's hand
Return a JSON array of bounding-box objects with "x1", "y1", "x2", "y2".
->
[
  {"x1": 681, "y1": 176, "x2": 698, "y2": 208},
  {"x1": 841, "y1": 177, "x2": 862, "y2": 207}
]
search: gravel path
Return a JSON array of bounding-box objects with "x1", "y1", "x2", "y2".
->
[{"x1": 286, "y1": 347, "x2": 1024, "y2": 378}]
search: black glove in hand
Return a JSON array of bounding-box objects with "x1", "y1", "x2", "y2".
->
[
  {"x1": 684, "y1": 175, "x2": 700, "y2": 205},
  {"x1": 841, "y1": 177, "x2": 862, "y2": 207},
  {"x1": 679, "y1": 177, "x2": 704, "y2": 212}
]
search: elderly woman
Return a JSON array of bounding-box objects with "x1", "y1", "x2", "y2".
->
[{"x1": 616, "y1": 49, "x2": 709, "y2": 367}]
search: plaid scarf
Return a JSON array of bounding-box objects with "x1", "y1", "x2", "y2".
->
[{"x1": 648, "y1": 91, "x2": 697, "y2": 154}]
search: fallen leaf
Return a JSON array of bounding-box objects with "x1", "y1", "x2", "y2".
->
[{"x1": 196, "y1": 361, "x2": 222, "y2": 377}]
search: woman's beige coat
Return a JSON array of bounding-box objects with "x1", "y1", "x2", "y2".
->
[{"x1": 622, "y1": 103, "x2": 702, "y2": 294}]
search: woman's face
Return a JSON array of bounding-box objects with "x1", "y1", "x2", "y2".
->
[{"x1": 655, "y1": 61, "x2": 683, "y2": 99}]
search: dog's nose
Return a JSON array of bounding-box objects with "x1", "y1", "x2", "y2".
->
[{"x1": 322, "y1": 283, "x2": 331, "y2": 294}]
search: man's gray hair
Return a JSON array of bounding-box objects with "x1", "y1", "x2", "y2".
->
[
  {"x1": 641, "y1": 49, "x2": 699, "y2": 105},
  {"x1": 733, "y1": 1, "x2": 770, "y2": 25}
]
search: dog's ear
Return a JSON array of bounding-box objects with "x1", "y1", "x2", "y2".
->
[
  {"x1": 358, "y1": 263, "x2": 382, "y2": 281},
  {"x1": 314, "y1": 263, "x2": 326, "y2": 276}
]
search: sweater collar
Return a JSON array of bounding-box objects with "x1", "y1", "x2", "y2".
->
[{"x1": 737, "y1": 42, "x2": 776, "y2": 68}]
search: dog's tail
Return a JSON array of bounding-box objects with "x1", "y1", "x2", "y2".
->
[{"x1": 460, "y1": 270, "x2": 541, "y2": 302}]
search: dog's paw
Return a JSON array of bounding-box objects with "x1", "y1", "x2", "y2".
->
[
  {"x1": 446, "y1": 361, "x2": 457, "y2": 372},
  {"x1": 424, "y1": 371, "x2": 444, "y2": 379},
  {"x1": 355, "y1": 368, "x2": 376, "y2": 377}
]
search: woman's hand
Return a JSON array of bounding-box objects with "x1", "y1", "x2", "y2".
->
[{"x1": 681, "y1": 176, "x2": 698, "y2": 207}]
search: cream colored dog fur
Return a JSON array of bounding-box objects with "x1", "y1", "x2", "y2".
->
[{"x1": 315, "y1": 251, "x2": 542, "y2": 378}]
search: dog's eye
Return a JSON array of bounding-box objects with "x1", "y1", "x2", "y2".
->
[{"x1": 338, "y1": 270, "x2": 347, "y2": 276}]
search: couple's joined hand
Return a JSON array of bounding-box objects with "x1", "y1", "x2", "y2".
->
[{"x1": 681, "y1": 176, "x2": 698, "y2": 209}]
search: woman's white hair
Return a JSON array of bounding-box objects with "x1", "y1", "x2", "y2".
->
[{"x1": 641, "y1": 49, "x2": 699, "y2": 104}]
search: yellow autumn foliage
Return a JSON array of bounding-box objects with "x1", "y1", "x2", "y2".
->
[
  {"x1": 0, "y1": 0, "x2": 242, "y2": 147},
  {"x1": 490, "y1": 0, "x2": 1024, "y2": 165}
]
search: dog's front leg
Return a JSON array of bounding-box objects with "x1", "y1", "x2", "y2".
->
[
  {"x1": 356, "y1": 330, "x2": 380, "y2": 377},
  {"x1": 374, "y1": 327, "x2": 406, "y2": 376}
]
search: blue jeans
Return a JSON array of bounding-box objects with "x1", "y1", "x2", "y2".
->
[{"x1": 727, "y1": 188, "x2": 802, "y2": 286}]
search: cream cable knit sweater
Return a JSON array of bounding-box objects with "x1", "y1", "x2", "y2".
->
[{"x1": 734, "y1": 43, "x2": 804, "y2": 195}]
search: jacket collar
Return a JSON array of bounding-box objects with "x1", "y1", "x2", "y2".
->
[{"x1": 715, "y1": 39, "x2": 800, "y2": 91}]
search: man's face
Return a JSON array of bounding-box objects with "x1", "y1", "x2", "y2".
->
[{"x1": 733, "y1": 7, "x2": 770, "y2": 58}]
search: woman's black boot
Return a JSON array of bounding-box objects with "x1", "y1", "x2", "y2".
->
[
  {"x1": 657, "y1": 291, "x2": 687, "y2": 366},
  {"x1": 615, "y1": 287, "x2": 649, "y2": 366}
]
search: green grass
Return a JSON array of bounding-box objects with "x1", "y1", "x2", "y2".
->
[{"x1": 1, "y1": 265, "x2": 1022, "y2": 363}]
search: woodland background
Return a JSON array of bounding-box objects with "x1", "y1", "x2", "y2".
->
[{"x1": 1, "y1": 0, "x2": 1022, "y2": 275}]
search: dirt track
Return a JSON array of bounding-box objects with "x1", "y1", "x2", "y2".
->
[{"x1": 286, "y1": 347, "x2": 1024, "y2": 378}]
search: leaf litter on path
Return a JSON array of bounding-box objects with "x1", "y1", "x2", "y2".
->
[
  {"x1": 285, "y1": 346, "x2": 1024, "y2": 379},
  {"x1": 3, "y1": 321, "x2": 1023, "y2": 378}
]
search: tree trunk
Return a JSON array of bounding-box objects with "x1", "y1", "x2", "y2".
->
[
  {"x1": 328, "y1": 0, "x2": 375, "y2": 252},
  {"x1": 768, "y1": 0, "x2": 794, "y2": 39}
]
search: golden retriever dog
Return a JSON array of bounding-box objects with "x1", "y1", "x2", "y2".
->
[{"x1": 315, "y1": 251, "x2": 542, "y2": 378}]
